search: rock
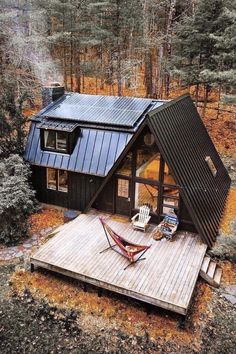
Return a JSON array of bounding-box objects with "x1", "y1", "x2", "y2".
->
[
  {"x1": 222, "y1": 293, "x2": 236, "y2": 305},
  {"x1": 15, "y1": 251, "x2": 24, "y2": 258},
  {"x1": 31, "y1": 234, "x2": 39, "y2": 240},
  {"x1": 224, "y1": 285, "x2": 236, "y2": 296},
  {"x1": 23, "y1": 244, "x2": 32, "y2": 249},
  {"x1": 44, "y1": 227, "x2": 53, "y2": 234}
]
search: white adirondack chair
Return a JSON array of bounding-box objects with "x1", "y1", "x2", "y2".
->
[{"x1": 131, "y1": 205, "x2": 151, "y2": 232}]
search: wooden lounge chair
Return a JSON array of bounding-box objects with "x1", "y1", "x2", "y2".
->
[
  {"x1": 99, "y1": 217, "x2": 151, "y2": 270},
  {"x1": 131, "y1": 205, "x2": 151, "y2": 232}
]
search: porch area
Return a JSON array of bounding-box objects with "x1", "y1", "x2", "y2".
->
[{"x1": 30, "y1": 211, "x2": 207, "y2": 315}]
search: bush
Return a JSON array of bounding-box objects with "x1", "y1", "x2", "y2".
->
[
  {"x1": 209, "y1": 229, "x2": 236, "y2": 263},
  {"x1": 0, "y1": 154, "x2": 37, "y2": 245}
]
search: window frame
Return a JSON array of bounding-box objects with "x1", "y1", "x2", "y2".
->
[
  {"x1": 43, "y1": 129, "x2": 69, "y2": 153},
  {"x1": 46, "y1": 168, "x2": 68, "y2": 193},
  {"x1": 205, "y1": 156, "x2": 217, "y2": 177}
]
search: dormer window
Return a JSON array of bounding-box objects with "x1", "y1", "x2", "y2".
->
[
  {"x1": 38, "y1": 119, "x2": 80, "y2": 154},
  {"x1": 44, "y1": 130, "x2": 67, "y2": 152}
]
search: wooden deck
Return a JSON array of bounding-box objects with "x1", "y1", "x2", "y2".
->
[{"x1": 30, "y1": 212, "x2": 207, "y2": 315}]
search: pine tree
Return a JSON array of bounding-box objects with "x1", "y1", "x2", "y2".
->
[
  {"x1": 171, "y1": 0, "x2": 235, "y2": 111},
  {"x1": 0, "y1": 88, "x2": 29, "y2": 158},
  {"x1": 0, "y1": 154, "x2": 37, "y2": 245}
]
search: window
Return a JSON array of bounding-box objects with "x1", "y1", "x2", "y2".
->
[
  {"x1": 47, "y1": 168, "x2": 68, "y2": 193},
  {"x1": 44, "y1": 130, "x2": 67, "y2": 152},
  {"x1": 136, "y1": 145, "x2": 160, "y2": 180},
  {"x1": 117, "y1": 179, "x2": 129, "y2": 198},
  {"x1": 163, "y1": 163, "x2": 176, "y2": 185},
  {"x1": 161, "y1": 186, "x2": 179, "y2": 216},
  {"x1": 135, "y1": 182, "x2": 158, "y2": 213},
  {"x1": 47, "y1": 168, "x2": 57, "y2": 190},
  {"x1": 205, "y1": 156, "x2": 217, "y2": 177},
  {"x1": 58, "y1": 170, "x2": 68, "y2": 192}
]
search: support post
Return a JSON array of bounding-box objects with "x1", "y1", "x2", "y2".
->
[{"x1": 30, "y1": 263, "x2": 35, "y2": 273}]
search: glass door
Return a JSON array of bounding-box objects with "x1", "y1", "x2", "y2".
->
[{"x1": 115, "y1": 178, "x2": 131, "y2": 216}]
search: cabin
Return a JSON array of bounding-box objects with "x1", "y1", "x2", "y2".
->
[
  {"x1": 24, "y1": 84, "x2": 231, "y2": 314},
  {"x1": 25, "y1": 84, "x2": 230, "y2": 248}
]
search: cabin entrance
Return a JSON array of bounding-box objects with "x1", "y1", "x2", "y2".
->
[{"x1": 115, "y1": 178, "x2": 131, "y2": 216}]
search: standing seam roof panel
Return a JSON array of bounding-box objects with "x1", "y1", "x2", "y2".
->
[
  {"x1": 148, "y1": 95, "x2": 231, "y2": 248},
  {"x1": 24, "y1": 122, "x2": 133, "y2": 177}
]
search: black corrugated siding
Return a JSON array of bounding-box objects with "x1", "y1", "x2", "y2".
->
[
  {"x1": 147, "y1": 95, "x2": 231, "y2": 248},
  {"x1": 31, "y1": 166, "x2": 103, "y2": 211}
]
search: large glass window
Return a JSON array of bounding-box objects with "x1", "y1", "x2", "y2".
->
[
  {"x1": 135, "y1": 182, "x2": 158, "y2": 213},
  {"x1": 44, "y1": 130, "x2": 67, "y2": 152},
  {"x1": 47, "y1": 168, "x2": 68, "y2": 193},
  {"x1": 163, "y1": 163, "x2": 176, "y2": 185},
  {"x1": 136, "y1": 145, "x2": 160, "y2": 181},
  {"x1": 162, "y1": 186, "x2": 179, "y2": 215},
  {"x1": 116, "y1": 152, "x2": 132, "y2": 177}
]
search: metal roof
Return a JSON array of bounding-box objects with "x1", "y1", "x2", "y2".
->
[
  {"x1": 147, "y1": 94, "x2": 231, "y2": 248},
  {"x1": 41, "y1": 93, "x2": 154, "y2": 129},
  {"x1": 24, "y1": 122, "x2": 132, "y2": 177},
  {"x1": 37, "y1": 119, "x2": 79, "y2": 132}
]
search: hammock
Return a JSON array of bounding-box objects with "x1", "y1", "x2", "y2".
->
[{"x1": 99, "y1": 217, "x2": 151, "y2": 268}]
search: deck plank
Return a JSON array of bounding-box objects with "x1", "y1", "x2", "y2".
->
[{"x1": 31, "y1": 212, "x2": 206, "y2": 315}]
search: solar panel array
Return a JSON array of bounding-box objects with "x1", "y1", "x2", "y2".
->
[{"x1": 41, "y1": 94, "x2": 153, "y2": 128}]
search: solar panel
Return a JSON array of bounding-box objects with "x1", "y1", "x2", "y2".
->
[{"x1": 42, "y1": 94, "x2": 153, "y2": 128}]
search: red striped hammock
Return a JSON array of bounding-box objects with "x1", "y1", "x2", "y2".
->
[{"x1": 99, "y1": 217, "x2": 151, "y2": 264}]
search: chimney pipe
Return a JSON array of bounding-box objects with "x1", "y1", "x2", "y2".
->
[{"x1": 42, "y1": 82, "x2": 65, "y2": 108}]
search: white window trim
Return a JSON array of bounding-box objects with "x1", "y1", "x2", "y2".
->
[{"x1": 44, "y1": 130, "x2": 67, "y2": 152}]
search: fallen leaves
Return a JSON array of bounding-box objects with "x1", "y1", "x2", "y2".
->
[
  {"x1": 220, "y1": 188, "x2": 236, "y2": 235},
  {"x1": 28, "y1": 208, "x2": 64, "y2": 236},
  {"x1": 220, "y1": 261, "x2": 236, "y2": 285},
  {"x1": 10, "y1": 268, "x2": 215, "y2": 350}
]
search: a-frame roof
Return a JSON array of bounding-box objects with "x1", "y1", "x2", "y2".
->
[{"x1": 147, "y1": 94, "x2": 231, "y2": 247}]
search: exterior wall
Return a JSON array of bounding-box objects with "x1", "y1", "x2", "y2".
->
[{"x1": 31, "y1": 166, "x2": 103, "y2": 211}]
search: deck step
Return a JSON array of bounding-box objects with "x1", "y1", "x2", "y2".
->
[
  {"x1": 213, "y1": 266, "x2": 223, "y2": 287},
  {"x1": 207, "y1": 261, "x2": 217, "y2": 279},
  {"x1": 201, "y1": 256, "x2": 211, "y2": 273},
  {"x1": 200, "y1": 256, "x2": 222, "y2": 288}
]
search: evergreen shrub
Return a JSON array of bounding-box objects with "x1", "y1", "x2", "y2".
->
[{"x1": 0, "y1": 154, "x2": 37, "y2": 245}]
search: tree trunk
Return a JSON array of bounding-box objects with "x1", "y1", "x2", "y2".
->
[
  {"x1": 203, "y1": 84, "x2": 210, "y2": 117},
  {"x1": 216, "y1": 85, "x2": 222, "y2": 119},
  {"x1": 144, "y1": 50, "x2": 152, "y2": 98},
  {"x1": 164, "y1": 0, "x2": 176, "y2": 98},
  {"x1": 74, "y1": 41, "x2": 81, "y2": 93},
  {"x1": 195, "y1": 84, "x2": 199, "y2": 105}
]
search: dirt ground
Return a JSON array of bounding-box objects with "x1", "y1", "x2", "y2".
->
[{"x1": 0, "y1": 260, "x2": 235, "y2": 354}]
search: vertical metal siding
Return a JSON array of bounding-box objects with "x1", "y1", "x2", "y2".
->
[{"x1": 148, "y1": 95, "x2": 231, "y2": 248}]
